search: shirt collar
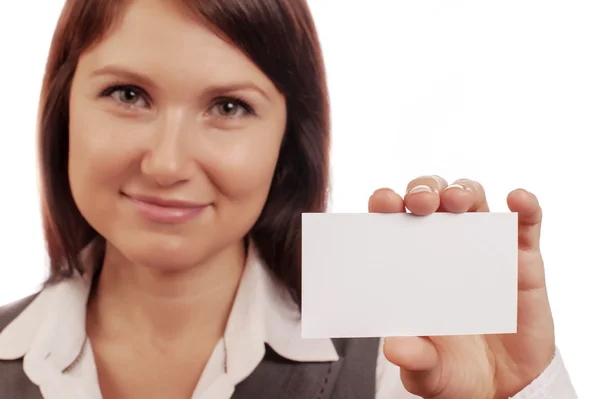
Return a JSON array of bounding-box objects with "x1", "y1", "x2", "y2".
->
[
  {"x1": 223, "y1": 243, "x2": 338, "y2": 383},
  {"x1": 0, "y1": 241, "x2": 338, "y2": 375}
]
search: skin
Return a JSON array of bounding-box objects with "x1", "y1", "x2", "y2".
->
[
  {"x1": 374, "y1": 177, "x2": 555, "y2": 399},
  {"x1": 66, "y1": 0, "x2": 555, "y2": 397},
  {"x1": 68, "y1": 0, "x2": 286, "y2": 396}
]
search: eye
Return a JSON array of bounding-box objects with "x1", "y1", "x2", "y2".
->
[
  {"x1": 209, "y1": 97, "x2": 255, "y2": 119},
  {"x1": 102, "y1": 85, "x2": 149, "y2": 108}
]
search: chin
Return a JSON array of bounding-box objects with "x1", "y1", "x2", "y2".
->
[
  {"x1": 129, "y1": 249, "x2": 202, "y2": 272},
  {"x1": 112, "y1": 232, "x2": 213, "y2": 272}
]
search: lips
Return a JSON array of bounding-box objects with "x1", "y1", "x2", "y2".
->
[
  {"x1": 124, "y1": 193, "x2": 207, "y2": 224},
  {"x1": 127, "y1": 194, "x2": 205, "y2": 208}
]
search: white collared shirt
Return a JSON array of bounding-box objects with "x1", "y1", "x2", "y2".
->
[{"x1": 0, "y1": 245, "x2": 578, "y2": 398}]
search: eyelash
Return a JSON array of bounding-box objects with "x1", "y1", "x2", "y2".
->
[{"x1": 98, "y1": 84, "x2": 257, "y2": 118}]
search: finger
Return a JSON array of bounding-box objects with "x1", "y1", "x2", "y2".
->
[
  {"x1": 369, "y1": 188, "x2": 406, "y2": 213},
  {"x1": 384, "y1": 336, "x2": 442, "y2": 397},
  {"x1": 507, "y1": 188, "x2": 542, "y2": 251},
  {"x1": 441, "y1": 178, "x2": 489, "y2": 213},
  {"x1": 404, "y1": 175, "x2": 448, "y2": 215}
]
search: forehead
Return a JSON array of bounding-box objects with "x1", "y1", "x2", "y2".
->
[{"x1": 77, "y1": 0, "x2": 276, "y2": 92}]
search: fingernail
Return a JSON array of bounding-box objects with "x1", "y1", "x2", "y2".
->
[
  {"x1": 444, "y1": 183, "x2": 466, "y2": 192},
  {"x1": 372, "y1": 187, "x2": 394, "y2": 195},
  {"x1": 409, "y1": 185, "x2": 433, "y2": 195}
]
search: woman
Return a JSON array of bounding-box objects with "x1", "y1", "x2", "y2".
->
[{"x1": 0, "y1": 0, "x2": 577, "y2": 398}]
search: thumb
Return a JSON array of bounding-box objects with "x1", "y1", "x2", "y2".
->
[{"x1": 383, "y1": 336, "x2": 443, "y2": 397}]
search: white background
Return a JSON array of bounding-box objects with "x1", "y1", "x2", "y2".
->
[{"x1": 0, "y1": 1, "x2": 597, "y2": 397}]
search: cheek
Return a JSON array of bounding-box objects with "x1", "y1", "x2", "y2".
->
[
  {"x1": 197, "y1": 125, "x2": 284, "y2": 238},
  {"x1": 206, "y1": 132, "x2": 282, "y2": 203},
  {"x1": 68, "y1": 102, "x2": 141, "y2": 216}
]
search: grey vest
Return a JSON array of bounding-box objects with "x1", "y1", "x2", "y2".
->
[{"x1": 0, "y1": 295, "x2": 379, "y2": 398}]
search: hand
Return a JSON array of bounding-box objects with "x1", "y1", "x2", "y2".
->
[{"x1": 369, "y1": 176, "x2": 555, "y2": 399}]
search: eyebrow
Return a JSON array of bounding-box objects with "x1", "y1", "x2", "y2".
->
[{"x1": 90, "y1": 64, "x2": 272, "y2": 101}]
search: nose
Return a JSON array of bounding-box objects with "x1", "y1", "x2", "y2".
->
[{"x1": 140, "y1": 109, "x2": 195, "y2": 187}]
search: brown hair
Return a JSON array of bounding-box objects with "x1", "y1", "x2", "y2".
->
[{"x1": 38, "y1": 0, "x2": 330, "y2": 306}]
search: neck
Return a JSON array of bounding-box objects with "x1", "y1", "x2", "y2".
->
[{"x1": 87, "y1": 241, "x2": 246, "y2": 345}]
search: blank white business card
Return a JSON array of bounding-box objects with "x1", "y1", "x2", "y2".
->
[{"x1": 301, "y1": 212, "x2": 518, "y2": 338}]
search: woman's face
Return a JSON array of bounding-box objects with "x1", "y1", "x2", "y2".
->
[{"x1": 68, "y1": 0, "x2": 287, "y2": 270}]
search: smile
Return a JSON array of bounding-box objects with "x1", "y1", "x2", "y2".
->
[{"x1": 123, "y1": 193, "x2": 208, "y2": 224}]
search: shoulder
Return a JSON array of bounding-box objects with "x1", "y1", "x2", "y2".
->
[
  {"x1": 332, "y1": 337, "x2": 381, "y2": 362},
  {"x1": 0, "y1": 294, "x2": 44, "y2": 399},
  {"x1": 332, "y1": 338, "x2": 383, "y2": 397},
  {"x1": 0, "y1": 292, "x2": 47, "y2": 361},
  {"x1": 234, "y1": 338, "x2": 383, "y2": 399},
  {"x1": 334, "y1": 338, "x2": 409, "y2": 398},
  {"x1": 0, "y1": 293, "x2": 40, "y2": 333}
]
